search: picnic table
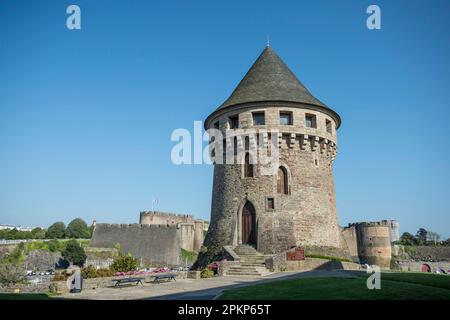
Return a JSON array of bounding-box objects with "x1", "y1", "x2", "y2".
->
[
  {"x1": 112, "y1": 277, "x2": 144, "y2": 288},
  {"x1": 151, "y1": 273, "x2": 177, "y2": 283}
]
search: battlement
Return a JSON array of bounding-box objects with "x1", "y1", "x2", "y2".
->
[
  {"x1": 347, "y1": 220, "x2": 399, "y2": 228},
  {"x1": 139, "y1": 211, "x2": 193, "y2": 225},
  {"x1": 94, "y1": 223, "x2": 179, "y2": 230}
]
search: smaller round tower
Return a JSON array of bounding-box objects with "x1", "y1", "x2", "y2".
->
[{"x1": 354, "y1": 222, "x2": 392, "y2": 268}]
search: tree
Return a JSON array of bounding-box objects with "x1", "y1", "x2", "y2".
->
[
  {"x1": 61, "y1": 240, "x2": 86, "y2": 267},
  {"x1": 416, "y1": 228, "x2": 428, "y2": 245},
  {"x1": 66, "y1": 218, "x2": 90, "y2": 239},
  {"x1": 0, "y1": 263, "x2": 25, "y2": 286},
  {"x1": 45, "y1": 222, "x2": 66, "y2": 239},
  {"x1": 399, "y1": 232, "x2": 416, "y2": 246},
  {"x1": 427, "y1": 231, "x2": 441, "y2": 245},
  {"x1": 30, "y1": 227, "x2": 46, "y2": 239}
]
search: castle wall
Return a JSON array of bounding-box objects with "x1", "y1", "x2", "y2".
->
[
  {"x1": 178, "y1": 223, "x2": 195, "y2": 252},
  {"x1": 140, "y1": 211, "x2": 193, "y2": 226},
  {"x1": 91, "y1": 223, "x2": 181, "y2": 265},
  {"x1": 193, "y1": 220, "x2": 205, "y2": 251},
  {"x1": 340, "y1": 226, "x2": 359, "y2": 263},
  {"x1": 383, "y1": 220, "x2": 400, "y2": 242}
]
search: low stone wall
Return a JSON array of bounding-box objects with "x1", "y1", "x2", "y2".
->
[
  {"x1": 265, "y1": 248, "x2": 361, "y2": 272},
  {"x1": 217, "y1": 260, "x2": 240, "y2": 276},
  {"x1": 0, "y1": 282, "x2": 51, "y2": 294},
  {"x1": 1, "y1": 272, "x2": 189, "y2": 294},
  {"x1": 393, "y1": 260, "x2": 450, "y2": 273}
]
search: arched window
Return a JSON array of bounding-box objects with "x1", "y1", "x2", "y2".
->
[
  {"x1": 277, "y1": 166, "x2": 288, "y2": 194},
  {"x1": 244, "y1": 153, "x2": 253, "y2": 177}
]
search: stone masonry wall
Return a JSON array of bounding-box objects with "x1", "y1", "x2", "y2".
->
[
  {"x1": 195, "y1": 104, "x2": 341, "y2": 268},
  {"x1": 91, "y1": 223, "x2": 181, "y2": 265},
  {"x1": 140, "y1": 211, "x2": 193, "y2": 225}
]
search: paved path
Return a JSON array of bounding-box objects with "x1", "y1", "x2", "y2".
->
[{"x1": 59, "y1": 270, "x2": 361, "y2": 300}]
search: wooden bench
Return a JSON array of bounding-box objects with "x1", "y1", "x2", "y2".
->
[
  {"x1": 151, "y1": 273, "x2": 177, "y2": 284},
  {"x1": 112, "y1": 277, "x2": 144, "y2": 288}
]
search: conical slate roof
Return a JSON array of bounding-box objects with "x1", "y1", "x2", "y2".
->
[{"x1": 218, "y1": 46, "x2": 328, "y2": 110}]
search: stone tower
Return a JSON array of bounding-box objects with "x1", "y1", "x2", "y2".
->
[{"x1": 194, "y1": 46, "x2": 341, "y2": 268}]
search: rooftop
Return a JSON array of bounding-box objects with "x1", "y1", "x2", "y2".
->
[{"x1": 218, "y1": 46, "x2": 329, "y2": 111}]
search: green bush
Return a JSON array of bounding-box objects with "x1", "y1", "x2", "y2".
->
[
  {"x1": 1, "y1": 243, "x2": 25, "y2": 265},
  {"x1": 30, "y1": 227, "x2": 46, "y2": 239},
  {"x1": 180, "y1": 249, "x2": 198, "y2": 265},
  {"x1": 66, "y1": 218, "x2": 90, "y2": 239},
  {"x1": 47, "y1": 239, "x2": 64, "y2": 252},
  {"x1": 111, "y1": 254, "x2": 137, "y2": 272},
  {"x1": 61, "y1": 240, "x2": 86, "y2": 267},
  {"x1": 46, "y1": 222, "x2": 66, "y2": 239},
  {"x1": 81, "y1": 265, "x2": 115, "y2": 278},
  {"x1": 200, "y1": 267, "x2": 214, "y2": 278}
]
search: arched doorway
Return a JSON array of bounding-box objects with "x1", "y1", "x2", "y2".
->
[
  {"x1": 421, "y1": 264, "x2": 431, "y2": 273},
  {"x1": 242, "y1": 201, "x2": 256, "y2": 246}
]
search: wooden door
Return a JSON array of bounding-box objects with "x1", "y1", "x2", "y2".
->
[{"x1": 242, "y1": 201, "x2": 256, "y2": 245}]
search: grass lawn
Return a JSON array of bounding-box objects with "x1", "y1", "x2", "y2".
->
[
  {"x1": 219, "y1": 273, "x2": 450, "y2": 300},
  {"x1": 0, "y1": 293, "x2": 54, "y2": 300}
]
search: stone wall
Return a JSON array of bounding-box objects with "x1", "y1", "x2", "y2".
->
[
  {"x1": 393, "y1": 245, "x2": 450, "y2": 262},
  {"x1": 265, "y1": 250, "x2": 361, "y2": 273},
  {"x1": 90, "y1": 224, "x2": 181, "y2": 265},
  {"x1": 393, "y1": 261, "x2": 450, "y2": 273},
  {"x1": 140, "y1": 211, "x2": 193, "y2": 226},
  {"x1": 340, "y1": 227, "x2": 359, "y2": 263}
]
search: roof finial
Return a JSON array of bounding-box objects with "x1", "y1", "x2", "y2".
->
[{"x1": 266, "y1": 34, "x2": 270, "y2": 47}]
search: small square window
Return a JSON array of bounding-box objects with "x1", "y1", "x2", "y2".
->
[
  {"x1": 305, "y1": 114, "x2": 317, "y2": 128},
  {"x1": 229, "y1": 116, "x2": 239, "y2": 129},
  {"x1": 213, "y1": 121, "x2": 220, "y2": 130},
  {"x1": 280, "y1": 112, "x2": 293, "y2": 125},
  {"x1": 252, "y1": 112, "x2": 265, "y2": 125},
  {"x1": 267, "y1": 197, "x2": 275, "y2": 210},
  {"x1": 326, "y1": 119, "x2": 332, "y2": 133}
]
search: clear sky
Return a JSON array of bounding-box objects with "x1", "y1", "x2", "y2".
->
[{"x1": 0, "y1": 0, "x2": 449, "y2": 238}]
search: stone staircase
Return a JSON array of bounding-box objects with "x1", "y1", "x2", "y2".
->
[{"x1": 224, "y1": 245, "x2": 272, "y2": 276}]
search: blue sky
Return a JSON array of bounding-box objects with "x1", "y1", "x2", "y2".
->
[{"x1": 0, "y1": 0, "x2": 449, "y2": 238}]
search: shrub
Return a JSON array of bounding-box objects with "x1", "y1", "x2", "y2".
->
[
  {"x1": 111, "y1": 254, "x2": 137, "y2": 272},
  {"x1": 61, "y1": 240, "x2": 86, "y2": 267},
  {"x1": 30, "y1": 227, "x2": 46, "y2": 239},
  {"x1": 0, "y1": 263, "x2": 26, "y2": 286},
  {"x1": 46, "y1": 222, "x2": 66, "y2": 239},
  {"x1": 81, "y1": 265, "x2": 115, "y2": 279},
  {"x1": 47, "y1": 239, "x2": 64, "y2": 253},
  {"x1": 66, "y1": 218, "x2": 90, "y2": 239},
  {"x1": 2, "y1": 243, "x2": 25, "y2": 265},
  {"x1": 200, "y1": 267, "x2": 214, "y2": 278},
  {"x1": 52, "y1": 271, "x2": 70, "y2": 282},
  {"x1": 180, "y1": 248, "x2": 198, "y2": 266}
]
